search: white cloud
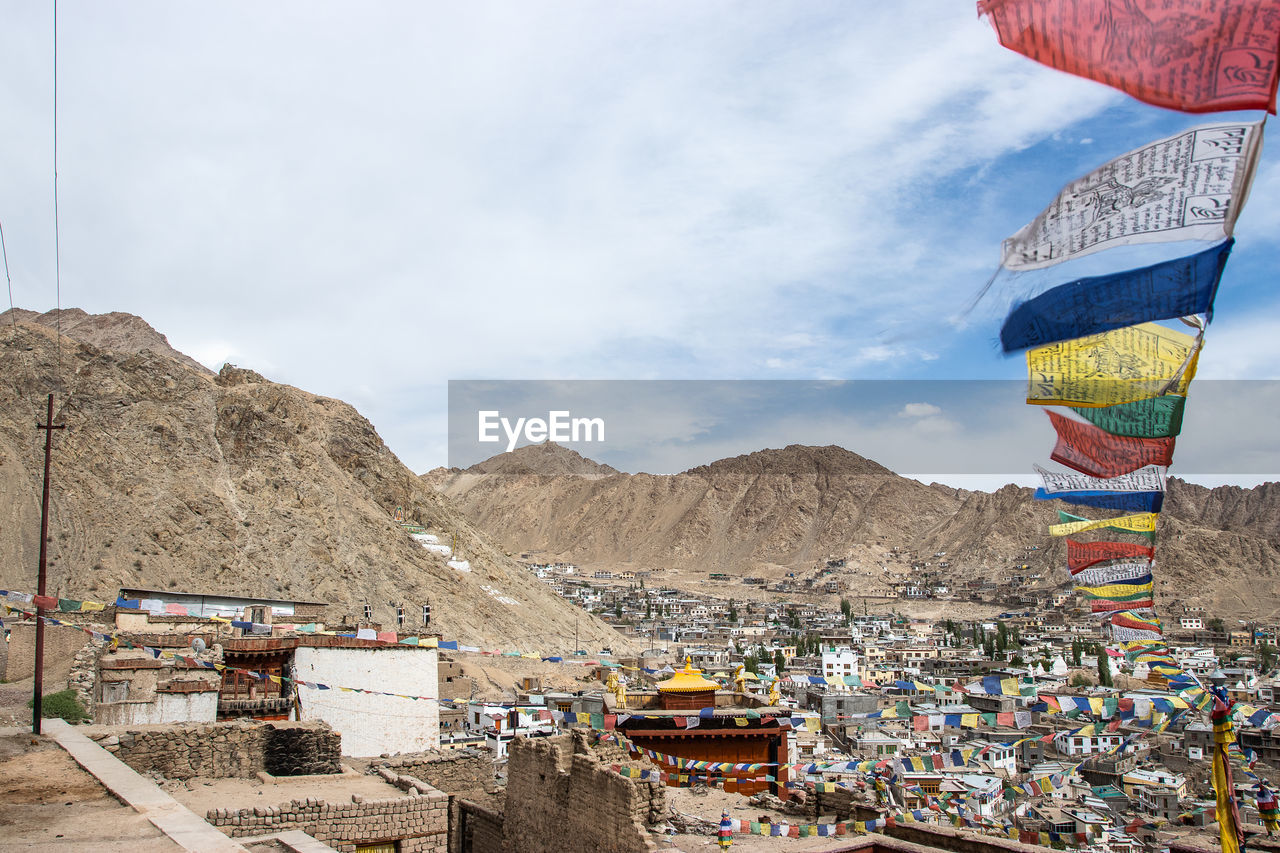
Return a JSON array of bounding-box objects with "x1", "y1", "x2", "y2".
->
[
  {"x1": 899, "y1": 402, "x2": 942, "y2": 418},
  {"x1": 7, "y1": 0, "x2": 1267, "y2": 476}
]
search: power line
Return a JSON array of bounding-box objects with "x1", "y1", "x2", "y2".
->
[
  {"x1": 52, "y1": 0, "x2": 63, "y2": 399},
  {"x1": 1, "y1": 221, "x2": 14, "y2": 325}
]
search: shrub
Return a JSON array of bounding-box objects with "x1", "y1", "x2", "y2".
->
[{"x1": 29, "y1": 689, "x2": 89, "y2": 724}]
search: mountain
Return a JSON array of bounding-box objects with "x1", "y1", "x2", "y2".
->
[
  {"x1": 0, "y1": 311, "x2": 632, "y2": 653},
  {"x1": 1, "y1": 308, "x2": 213, "y2": 376},
  {"x1": 428, "y1": 444, "x2": 1280, "y2": 621}
]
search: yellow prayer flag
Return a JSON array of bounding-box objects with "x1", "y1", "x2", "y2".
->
[
  {"x1": 805, "y1": 717, "x2": 820, "y2": 732},
  {"x1": 81, "y1": 601, "x2": 105, "y2": 612},
  {"x1": 1049, "y1": 512, "x2": 1159, "y2": 537},
  {"x1": 1026, "y1": 322, "x2": 1200, "y2": 408},
  {"x1": 961, "y1": 713, "x2": 979, "y2": 727}
]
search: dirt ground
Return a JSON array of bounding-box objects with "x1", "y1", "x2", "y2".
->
[
  {"x1": 164, "y1": 768, "x2": 407, "y2": 820},
  {"x1": 0, "y1": 728, "x2": 180, "y2": 852}
]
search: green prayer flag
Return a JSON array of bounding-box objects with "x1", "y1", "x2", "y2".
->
[{"x1": 1072, "y1": 394, "x2": 1185, "y2": 438}]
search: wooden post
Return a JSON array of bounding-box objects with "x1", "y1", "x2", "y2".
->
[{"x1": 33, "y1": 392, "x2": 65, "y2": 735}]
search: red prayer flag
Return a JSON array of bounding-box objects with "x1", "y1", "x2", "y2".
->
[
  {"x1": 1048, "y1": 411, "x2": 1175, "y2": 478},
  {"x1": 1067, "y1": 539, "x2": 1155, "y2": 572},
  {"x1": 33, "y1": 595, "x2": 57, "y2": 610},
  {"x1": 978, "y1": 0, "x2": 1280, "y2": 114}
]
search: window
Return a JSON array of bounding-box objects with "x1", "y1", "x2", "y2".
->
[
  {"x1": 397, "y1": 606, "x2": 405, "y2": 627},
  {"x1": 422, "y1": 603, "x2": 431, "y2": 626},
  {"x1": 363, "y1": 604, "x2": 373, "y2": 622}
]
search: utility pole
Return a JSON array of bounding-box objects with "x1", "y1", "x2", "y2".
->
[{"x1": 33, "y1": 393, "x2": 65, "y2": 735}]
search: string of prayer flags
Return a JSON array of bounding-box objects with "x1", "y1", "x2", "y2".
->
[
  {"x1": 978, "y1": 2, "x2": 1280, "y2": 114},
  {"x1": 1026, "y1": 322, "x2": 1201, "y2": 408},
  {"x1": 1045, "y1": 410, "x2": 1176, "y2": 478},
  {"x1": 1212, "y1": 688, "x2": 1246, "y2": 853},
  {"x1": 1049, "y1": 510, "x2": 1159, "y2": 539},
  {"x1": 1000, "y1": 239, "x2": 1232, "y2": 352}
]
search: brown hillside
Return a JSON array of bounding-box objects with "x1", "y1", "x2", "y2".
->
[
  {"x1": 0, "y1": 314, "x2": 632, "y2": 654},
  {"x1": 428, "y1": 446, "x2": 1280, "y2": 621}
]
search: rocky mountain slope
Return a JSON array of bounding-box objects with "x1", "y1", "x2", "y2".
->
[
  {"x1": 0, "y1": 311, "x2": 633, "y2": 654},
  {"x1": 426, "y1": 443, "x2": 1280, "y2": 621}
]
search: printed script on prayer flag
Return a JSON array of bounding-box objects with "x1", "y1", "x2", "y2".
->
[
  {"x1": 978, "y1": 0, "x2": 1280, "y2": 114},
  {"x1": 997, "y1": 121, "x2": 1263, "y2": 271}
]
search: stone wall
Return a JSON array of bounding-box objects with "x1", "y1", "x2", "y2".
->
[
  {"x1": 502, "y1": 731, "x2": 665, "y2": 853},
  {"x1": 375, "y1": 749, "x2": 498, "y2": 796},
  {"x1": 70, "y1": 635, "x2": 108, "y2": 716},
  {"x1": 87, "y1": 719, "x2": 340, "y2": 780},
  {"x1": 207, "y1": 789, "x2": 447, "y2": 853}
]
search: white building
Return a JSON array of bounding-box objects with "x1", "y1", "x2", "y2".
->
[
  {"x1": 294, "y1": 643, "x2": 439, "y2": 757},
  {"x1": 822, "y1": 648, "x2": 860, "y2": 685}
]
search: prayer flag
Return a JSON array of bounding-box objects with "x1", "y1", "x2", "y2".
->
[
  {"x1": 1068, "y1": 539, "x2": 1155, "y2": 570},
  {"x1": 1000, "y1": 240, "x2": 1231, "y2": 352},
  {"x1": 1050, "y1": 511, "x2": 1159, "y2": 538},
  {"x1": 1046, "y1": 410, "x2": 1176, "y2": 478},
  {"x1": 1072, "y1": 393, "x2": 1185, "y2": 438},
  {"x1": 1036, "y1": 463, "x2": 1165, "y2": 494},
  {"x1": 1034, "y1": 488, "x2": 1163, "y2": 513},
  {"x1": 1072, "y1": 561, "x2": 1153, "y2": 587},
  {"x1": 1026, "y1": 322, "x2": 1201, "y2": 408},
  {"x1": 978, "y1": 1, "x2": 1280, "y2": 114}
]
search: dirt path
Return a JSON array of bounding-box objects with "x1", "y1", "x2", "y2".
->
[{"x1": 0, "y1": 729, "x2": 180, "y2": 851}]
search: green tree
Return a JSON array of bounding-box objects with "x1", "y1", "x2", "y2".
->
[
  {"x1": 774, "y1": 650, "x2": 786, "y2": 672},
  {"x1": 614, "y1": 601, "x2": 622, "y2": 620},
  {"x1": 1071, "y1": 638, "x2": 1083, "y2": 667},
  {"x1": 1098, "y1": 653, "x2": 1113, "y2": 687},
  {"x1": 1011, "y1": 654, "x2": 1025, "y2": 667},
  {"x1": 1259, "y1": 643, "x2": 1276, "y2": 672},
  {"x1": 983, "y1": 639, "x2": 996, "y2": 659},
  {"x1": 727, "y1": 600, "x2": 738, "y2": 623},
  {"x1": 645, "y1": 599, "x2": 652, "y2": 619},
  {"x1": 1209, "y1": 617, "x2": 1226, "y2": 633},
  {"x1": 840, "y1": 598, "x2": 852, "y2": 622},
  {"x1": 744, "y1": 653, "x2": 758, "y2": 673}
]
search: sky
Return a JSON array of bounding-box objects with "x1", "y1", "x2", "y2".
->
[{"x1": 2, "y1": 2, "x2": 1278, "y2": 485}]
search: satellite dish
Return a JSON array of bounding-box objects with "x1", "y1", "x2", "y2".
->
[{"x1": 191, "y1": 637, "x2": 207, "y2": 654}]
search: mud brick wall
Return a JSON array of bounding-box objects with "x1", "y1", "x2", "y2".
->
[
  {"x1": 6, "y1": 621, "x2": 95, "y2": 681},
  {"x1": 88, "y1": 720, "x2": 339, "y2": 779},
  {"x1": 458, "y1": 798, "x2": 505, "y2": 853},
  {"x1": 207, "y1": 791, "x2": 448, "y2": 853},
  {"x1": 376, "y1": 748, "x2": 497, "y2": 795},
  {"x1": 373, "y1": 749, "x2": 500, "y2": 853},
  {"x1": 502, "y1": 731, "x2": 666, "y2": 853}
]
